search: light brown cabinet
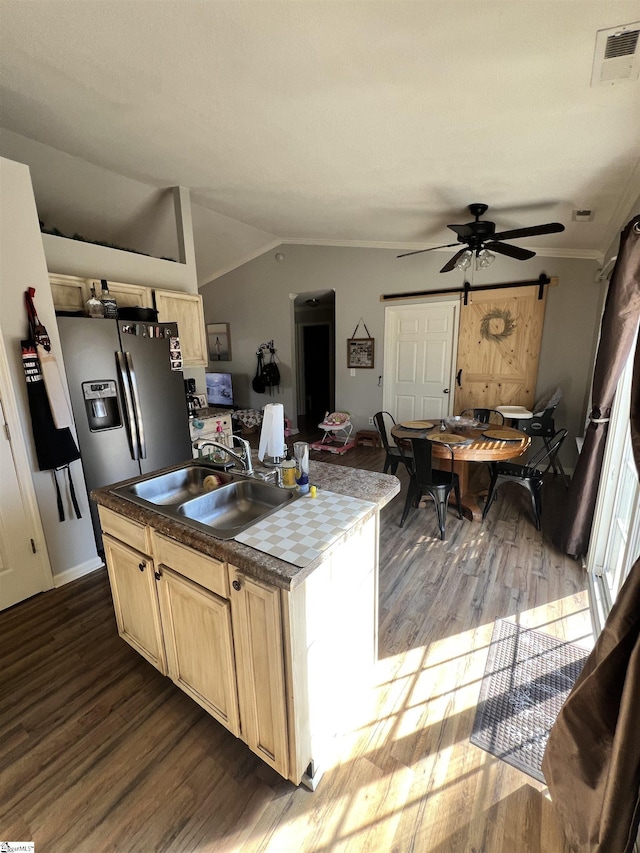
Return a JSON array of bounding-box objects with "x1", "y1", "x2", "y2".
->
[
  {"x1": 102, "y1": 532, "x2": 166, "y2": 673},
  {"x1": 49, "y1": 274, "x2": 153, "y2": 313},
  {"x1": 154, "y1": 289, "x2": 208, "y2": 367},
  {"x1": 50, "y1": 274, "x2": 207, "y2": 367},
  {"x1": 228, "y1": 565, "x2": 289, "y2": 779},
  {"x1": 97, "y1": 502, "x2": 379, "y2": 790},
  {"x1": 98, "y1": 506, "x2": 289, "y2": 779}
]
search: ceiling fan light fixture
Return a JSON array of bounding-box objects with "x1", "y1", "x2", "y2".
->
[
  {"x1": 476, "y1": 249, "x2": 496, "y2": 270},
  {"x1": 455, "y1": 250, "x2": 473, "y2": 271}
]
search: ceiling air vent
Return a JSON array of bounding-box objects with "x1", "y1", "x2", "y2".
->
[{"x1": 591, "y1": 22, "x2": 640, "y2": 86}]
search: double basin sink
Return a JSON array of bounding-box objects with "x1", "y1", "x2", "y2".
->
[{"x1": 114, "y1": 463, "x2": 296, "y2": 539}]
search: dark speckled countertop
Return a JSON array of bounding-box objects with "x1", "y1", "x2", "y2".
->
[{"x1": 91, "y1": 456, "x2": 399, "y2": 590}]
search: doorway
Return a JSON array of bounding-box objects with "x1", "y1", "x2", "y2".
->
[
  {"x1": 0, "y1": 334, "x2": 53, "y2": 610},
  {"x1": 294, "y1": 291, "x2": 335, "y2": 431},
  {"x1": 383, "y1": 300, "x2": 459, "y2": 421}
]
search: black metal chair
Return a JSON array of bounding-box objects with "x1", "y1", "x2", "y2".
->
[
  {"x1": 461, "y1": 408, "x2": 505, "y2": 425},
  {"x1": 518, "y1": 412, "x2": 569, "y2": 486},
  {"x1": 373, "y1": 411, "x2": 413, "y2": 475},
  {"x1": 399, "y1": 438, "x2": 462, "y2": 540},
  {"x1": 482, "y1": 429, "x2": 568, "y2": 530}
]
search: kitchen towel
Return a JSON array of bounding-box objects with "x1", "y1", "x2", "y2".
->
[{"x1": 258, "y1": 402, "x2": 286, "y2": 461}]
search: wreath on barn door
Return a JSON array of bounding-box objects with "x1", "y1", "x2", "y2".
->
[{"x1": 480, "y1": 308, "x2": 517, "y2": 343}]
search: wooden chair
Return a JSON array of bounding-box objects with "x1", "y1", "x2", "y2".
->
[
  {"x1": 461, "y1": 408, "x2": 505, "y2": 425},
  {"x1": 373, "y1": 411, "x2": 413, "y2": 475},
  {"x1": 482, "y1": 429, "x2": 568, "y2": 529},
  {"x1": 399, "y1": 438, "x2": 462, "y2": 540}
]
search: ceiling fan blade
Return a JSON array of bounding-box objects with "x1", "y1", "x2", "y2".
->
[
  {"x1": 440, "y1": 248, "x2": 469, "y2": 273},
  {"x1": 397, "y1": 242, "x2": 461, "y2": 259},
  {"x1": 485, "y1": 241, "x2": 536, "y2": 261},
  {"x1": 492, "y1": 222, "x2": 565, "y2": 241},
  {"x1": 447, "y1": 223, "x2": 474, "y2": 239}
]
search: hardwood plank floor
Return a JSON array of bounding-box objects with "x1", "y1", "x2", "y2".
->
[{"x1": 0, "y1": 437, "x2": 593, "y2": 852}]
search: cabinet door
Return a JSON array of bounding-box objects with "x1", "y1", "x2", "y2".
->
[
  {"x1": 228, "y1": 565, "x2": 289, "y2": 778},
  {"x1": 89, "y1": 279, "x2": 154, "y2": 310},
  {"x1": 158, "y1": 567, "x2": 240, "y2": 735},
  {"x1": 103, "y1": 534, "x2": 166, "y2": 673},
  {"x1": 154, "y1": 290, "x2": 208, "y2": 367},
  {"x1": 49, "y1": 274, "x2": 88, "y2": 313}
]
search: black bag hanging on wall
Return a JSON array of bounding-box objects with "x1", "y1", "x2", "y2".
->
[
  {"x1": 252, "y1": 350, "x2": 266, "y2": 393},
  {"x1": 261, "y1": 346, "x2": 280, "y2": 392}
]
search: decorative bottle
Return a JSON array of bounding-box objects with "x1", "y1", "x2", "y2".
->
[
  {"x1": 85, "y1": 285, "x2": 105, "y2": 318},
  {"x1": 99, "y1": 279, "x2": 118, "y2": 319}
]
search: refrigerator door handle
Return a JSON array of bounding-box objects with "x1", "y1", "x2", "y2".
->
[
  {"x1": 125, "y1": 351, "x2": 147, "y2": 459},
  {"x1": 116, "y1": 351, "x2": 141, "y2": 460}
]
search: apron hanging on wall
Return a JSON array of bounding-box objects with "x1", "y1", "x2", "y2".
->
[{"x1": 21, "y1": 290, "x2": 82, "y2": 521}]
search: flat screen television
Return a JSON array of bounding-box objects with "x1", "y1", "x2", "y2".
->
[{"x1": 205, "y1": 372, "x2": 234, "y2": 408}]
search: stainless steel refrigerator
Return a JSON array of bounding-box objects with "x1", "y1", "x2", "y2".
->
[{"x1": 57, "y1": 316, "x2": 193, "y2": 550}]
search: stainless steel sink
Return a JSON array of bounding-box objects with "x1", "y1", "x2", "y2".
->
[
  {"x1": 126, "y1": 466, "x2": 234, "y2": 505},
  {"x1": 112, "y1": 463, "x2": 296, "y2": 539},
  {"x1": 177, "y1": 479, "x2": 294, "y2": 537}
]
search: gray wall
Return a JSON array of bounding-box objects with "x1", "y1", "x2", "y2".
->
[{"x1": 202, "y1": 244, "x2": 603, "y2": 467}]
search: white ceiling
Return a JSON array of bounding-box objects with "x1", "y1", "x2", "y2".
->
[{"x1": 2, "y1": 0, "x2": 640, "y2": 280}]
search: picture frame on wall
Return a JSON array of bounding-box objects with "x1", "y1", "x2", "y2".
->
[
  {"x1": 207, "y1": 323, "x2": 231, "y2": 361},
  {"x1": 347, "y1": 337, "x2": 375, "y2": 369}
]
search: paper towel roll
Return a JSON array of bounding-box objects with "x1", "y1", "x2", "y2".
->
[{"x1": 258, "y1": 403, "x2": 286, "y2": 461}]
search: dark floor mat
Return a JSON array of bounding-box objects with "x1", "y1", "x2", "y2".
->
[{"x1": 470, "y1": 619, "x2": 589, "y2": 782}]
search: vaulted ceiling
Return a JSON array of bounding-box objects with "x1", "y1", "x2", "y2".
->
[{"x1": 1, "y1": 1, "x2": 639, "y2": 283}]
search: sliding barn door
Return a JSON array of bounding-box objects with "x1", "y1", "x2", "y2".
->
[{"x1": 454, "y1": 285, "x2": 547, "y2": 413}]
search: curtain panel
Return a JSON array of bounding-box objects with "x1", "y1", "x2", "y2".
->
[{"x1": 553, "y1": 215, "x2": 640, "y2": 558}]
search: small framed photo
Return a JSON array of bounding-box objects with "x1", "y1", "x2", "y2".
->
[
  {"x1": 347, "y1": 337, "x2": 375, "y2": 369},
  {"x1": 207, "y1": 323, "x2": 231, "y2": 362}
]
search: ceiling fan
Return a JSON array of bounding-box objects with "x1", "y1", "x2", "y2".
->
[{"x1": 397, "y1": 203, "x2": 565, "y2": 273}]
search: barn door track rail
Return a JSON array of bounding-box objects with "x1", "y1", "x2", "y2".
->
[{"x1": 381, "y1": 274, "x2": 555, "y2": 305}]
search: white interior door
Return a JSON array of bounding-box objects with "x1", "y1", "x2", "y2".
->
[
  {"x1": 383, "y1": 301, "x2": 458, "y2": 422},
  {"x1": 0, "y1": 339, "x2": 53, "y2": 610}
]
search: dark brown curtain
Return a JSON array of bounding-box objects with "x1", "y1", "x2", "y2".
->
[
  {"x1": 553, "y1": 214, "x2": 640, "y2": 557},
  {"x1": 542, "y1": 217, "x2": 640, "y2": 852},
  {"x1": 542, "y1": 558, "x2": 640, "y2": 853}
]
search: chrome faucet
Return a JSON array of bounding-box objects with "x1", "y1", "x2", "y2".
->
[{"x1": 194, "y1": 434, "x2": 254, "y2": 476}]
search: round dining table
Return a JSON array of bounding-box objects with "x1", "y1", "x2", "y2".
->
[{"x1": 390, "y1": 421, "x2": 531, "y2": 521}]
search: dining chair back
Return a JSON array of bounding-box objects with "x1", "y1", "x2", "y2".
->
[
  {"x1": 399, "y1": 438, "x2": 462, "y2": 540},
  {"x1": 461, "y1": 408, "x2": 505, "y2": 425},
  {"x1": 373, "y1": 411, "x2": 413, "y2": 475},
  {"x1": 518, "y1": 413, "x2": 568, "y2": 485},
  {"x1": 482, "y1": 429, "x2": 568, "y2": 529}
]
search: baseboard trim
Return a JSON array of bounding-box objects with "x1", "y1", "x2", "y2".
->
[{"x1": 53, "y1": 556, "x2": 104, "y2": 587}]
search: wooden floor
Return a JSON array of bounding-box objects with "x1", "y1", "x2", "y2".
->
[{"x1": 0, "y1": 436, "x2": 593, "y2": 852}]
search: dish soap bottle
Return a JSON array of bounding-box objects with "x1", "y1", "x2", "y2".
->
[
  {"x1": 99, "y1": 279, "x2": 118, "y2": 319},
  {"x1": 281, "y1": 450, "x2": 297, "y2": 489},
  {"x1": 85, "y1": 285, "x2": 105, "y2": 318}
]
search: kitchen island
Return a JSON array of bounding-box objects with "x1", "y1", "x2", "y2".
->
[{"x1": 92, "y1": 458, "x2": 399, "y2": 790}]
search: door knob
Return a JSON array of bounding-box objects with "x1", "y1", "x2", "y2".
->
[
  {"x1": 232, "y1": 579, "x2": 241, "y2": 591},
  {"x1": 443, "y1": 388, "x2": 450, "y2": 394}
]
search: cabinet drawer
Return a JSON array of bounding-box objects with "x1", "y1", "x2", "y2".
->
[
  {"x1": 98, "y1": 506, "x2": 151, "y2": 555},
  {"x1": 154, "y1": 532, "x2": 228, "y2": 598}
]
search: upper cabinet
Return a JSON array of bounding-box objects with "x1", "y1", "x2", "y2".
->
[
  {"x1": 154, "y1": 289, "x2": 207, "y2": 367},
  {"x1": 50, "y1": 274, "x2": 207, "y2": 367}
]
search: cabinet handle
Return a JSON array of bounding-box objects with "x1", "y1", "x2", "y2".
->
[
  {"x1": 138, "y1": 562, "x2": 146, "y2": 572},
  {"x1": 154, "y1": 570, "x2": 161, "y2": 581},
  {"x1": 232, "y1": 579, "x2": 241, "y2": 591}
]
